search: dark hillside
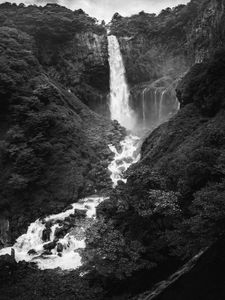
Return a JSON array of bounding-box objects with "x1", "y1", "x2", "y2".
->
[
  {"x1": 0, "y1": 24, "x2": 124, "y2": 243},
  {"x1": 0, "y1": 3, "x2": 110, "y2": 114}
]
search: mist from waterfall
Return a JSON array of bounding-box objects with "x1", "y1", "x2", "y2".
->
[{"x1": 108, "y1": 35, "x2": 136, "y2": 131}]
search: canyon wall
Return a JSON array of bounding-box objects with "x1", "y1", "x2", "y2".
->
[{"x1": 110, "y1": 0, "x2": 225, "y2": 130}]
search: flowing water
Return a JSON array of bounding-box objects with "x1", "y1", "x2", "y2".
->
[
  {"x1": 0, "y1": 34, "x2": 141, "y2": 271},
  {"x1": 142, "y1": 88, "x2": 148, "y2": 129},
  {"x1": 0, "y1": 137, "x2": 140, "y2": 270},
  {"x1": 158, "y1": 90, "x2": 166, "y2": 121},
  {"x1": 108, "y1": 35, "x2": 136, "y2": 131},
  {"x1": 108, "y1": 135, "x2": 140, "y2": 187}
]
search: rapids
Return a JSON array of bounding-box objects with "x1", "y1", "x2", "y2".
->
[{"x1": 0, "y1": 135, "x2": 140, "y2": 270}]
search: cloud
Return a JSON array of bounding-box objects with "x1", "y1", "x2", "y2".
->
[{"x1": 0, "y1": 0, "x2": 190, "y2": 21}]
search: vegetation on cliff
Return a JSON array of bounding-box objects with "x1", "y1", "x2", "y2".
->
[
  {"x1": 0, "y1": 10, "x2": 121, "y2": 242},
  {"x1": 0, "y1": 3, "x2": 110, "y2": 113}
]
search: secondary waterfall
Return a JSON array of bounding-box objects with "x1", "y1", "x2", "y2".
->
[
  {"x1": 142, "y1": 88, "x2": 147, "y2": 129},
  {"x1": 108, "y1": 35, "x2": 136, "y2": 131},
  {"x1": 138, "y1": 84, "x2": 180, "y2": 129}
]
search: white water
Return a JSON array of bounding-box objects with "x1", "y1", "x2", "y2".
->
[
  {"x1": 108, "y1": 35, "x2": 136, "y2": 131},
  {"x1": 142, "y1": 88, "x2": 148, "y2": 129},
  {"x1": 0, "y1": 137, "x2": 140, "y2": 270},
  {"x1": 0, "y1": 33, "x2": 141, "y2": 271},
  {"x1": 159, "y1": 90, "x2": 166, "y2": 121},
  {"x1": 0, "y1": 197, "x2": 105, "y2": 270},
  {"x1": 108, "y1": 135, "x2": 140, "y2": 187}
]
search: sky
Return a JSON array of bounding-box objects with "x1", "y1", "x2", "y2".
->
[{"x1": 0, "y1": 0, "x2": 190, "y2": 21}]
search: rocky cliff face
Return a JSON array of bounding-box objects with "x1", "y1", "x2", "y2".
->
[
  {"x1": 38, "y1": 31, "x2": 110, "y2": 116},
  {"x1": 0, "y1": 3, "x2": 110, "y2": 116}
]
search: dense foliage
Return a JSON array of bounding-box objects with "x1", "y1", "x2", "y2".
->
[
  {"x1": 177, "y1": 48, "x2": 225, "y2": 116},
  {"x1": 0, "y1": 3, "x2": 109, "y2": 112},
  {"x1": 0, "y1": 3, "x2": 105, "y2": 40},
  {"x1": 109, "y1": 0, "x2": 225, "y2": 86}
]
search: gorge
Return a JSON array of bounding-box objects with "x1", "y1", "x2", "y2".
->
[{"x1": 0, "y1": 0, "x2": 225, "y2": 299}]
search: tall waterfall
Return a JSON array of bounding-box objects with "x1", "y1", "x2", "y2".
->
[{"x1": 108, "y1": 35, "x2": 136, "y2": 131}]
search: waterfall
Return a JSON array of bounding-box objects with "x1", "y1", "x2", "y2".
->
[
  {"x1": 159, "y1": 90, "x2": 166, "y2": 121},
  {"x1": 107, "y1": 35, "x2": 136, "y2": 131},
  {"x1": 142, "y1": 87, "x2": 147, "y2": 128},
  {"x1": 154, "y1": 89, "x2": 158, "y2": 123}
]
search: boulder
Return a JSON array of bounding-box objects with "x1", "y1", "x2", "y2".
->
[
  {"x1": 74, "y1": 209, "x2": 87, "y2": 218},
  {"x1": 123, "y1": 157, "x2": 133, "y2": 164},
  {"x1": 62, "y1": 205, "x2": 73, "y2": 212},
  {"x1": 55, "y1": 227, "x2": 65, "y2": 239},
  {"x1": 43, "y1": 241, "x2": 56, "y2": 251},
  {"x1": 42, "y1": 250, "x2": 52, "y2": 256},
  {"x1": 57, "y1": 243, "x2": 63, "y2": 253},
  {"x1": 28, "y1": 249, "x2": 37, "y2": 256},
  {"x1": 42, "y1": 227, "x2": 51, "y2": 242}
]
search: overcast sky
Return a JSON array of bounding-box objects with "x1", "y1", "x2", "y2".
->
[{"x1": 0, "y1": 0, "x2": 190, "y2": 21}]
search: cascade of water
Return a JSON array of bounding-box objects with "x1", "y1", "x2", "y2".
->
[
  {"x1": 107, "y1": 35, "x2": 136, "y2": 131},
  {"x1": 159, "y1": 90, "x2": 166, "y2": 121},
  {"x1": 154, "y1": 89, "x2": 158, "y2": 122},
  {"x1": 142, "y1": 87, "x2": 148, "y2": 128},
  {"x1": 108, "y1": 135, "x2": 140, "y2": 187},
  {"x1": 0, "y1": 136, "x2": 140, "y2": 270}
]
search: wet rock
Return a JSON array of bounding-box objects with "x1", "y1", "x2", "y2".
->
[
  {"x1": 43, "y1": 241, "x2": 56, "y2": 251},
  {"x1": 116, "y1": 159, "x2": 123, "y2": 166},
  {"x1": 45, "y1": 221, "x2": 53, "y2": 228},
  {"x1": 28, "y1": 249, "x2": 37, "y2": 256},
  {"x1": 42, "y1": 250, "x2": 52, "y2": 256},
  {"x1": 57, "y1": 243, "x2": 63, "y2": 253},
  {"x1": 42, "y1": 227, "x2": 51, "y2": 242},
  {"x1": 74, "y1": 209, "x2": 87, "y2": 218},
  {"x1": 123, "y1": 156, "x2": 133, "y2": 164},
  {"x1": 118, "y1": 166, "x2": 126, "y2": 173},
  {"x1": 116, "y1": 144, "x2": 123, "y2": 153},
  {"x1": 64, "y1": 216, "x2": 76, "y2": 226},
  {"x1": 62, "y1": 205, "x2": 73, "y2": 212},
  {"x1": 55, "y1": 227, "x2": 66, "y2": 239}
]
